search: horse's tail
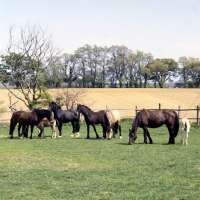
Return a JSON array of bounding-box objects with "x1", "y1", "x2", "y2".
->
[
  {"x1": 9, "y1": 116, "x2": 14, "y2": 135},
  {"x1": 173, "y1": 111, "x2": 179, "y2": 137}
]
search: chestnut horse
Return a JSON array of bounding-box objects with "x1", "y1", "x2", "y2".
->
[
  {"x1": 129, "y1": 109, "x2": 179, "y2": 145},
  {"x1": 9, "y1": 109, "x2": 53, "y2": 139}
]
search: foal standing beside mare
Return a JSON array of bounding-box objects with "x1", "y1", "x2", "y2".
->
[
  {"x1": 129, "y1": 109, "x2": 179, "y2": 145},
  {"x1": 48, "y1": 101, "x2": 80, "y2": 137},
  {"x1": 76, "y1": 104, "x2": 108, "y2": 139},
  {"x1": 9, "y1": 109, "x2": 53, "y2": 139},
  {"x1": 180, "y1": 118, "x2": 190, "y2": 145}
]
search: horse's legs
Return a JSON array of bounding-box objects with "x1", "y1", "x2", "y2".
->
[
  {"x1": 86, "y1": 124, "x2": 90, "y2": 138},
  {"x1": 58, "y1": 123, "x2": 63, "y2": 137},
  {"x1": 143, "y1": 127, "x2": 148, "y2": 144},
  {"x1": 18, "y1": 124, "x2": 21, "y2": 137},
  {"x1": 9, "y1": 122, "x2": 17, "y2": 139},
  {"x1": 30, "y1": 125, "x2": 34, "y2": 139},
  {"x1": 186, "y1": 130, "x2": 189, "y2": 145},
  {"x1": 38, "y1": 126, "x2": 44, "y2": 138},
  {"x1": 92, "y1": 124, "x2": 100, "y2": 139},
  {"x1": 167, "y1": 125, "x2": 175, "y2": 144},
  {"x1": 146, "y1": 129, "x2": 153, "y2": 144},
  {"x1": 181, "y1": 128, "x2": 185, "y2": 145},
  {"x1": 70, "y1": 121, "x2": 76, "y2": 137},
  {"x1": 118, "y1": 122, "x2": 122, "y2": 139}
]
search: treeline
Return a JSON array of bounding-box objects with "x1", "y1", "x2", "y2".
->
[{"x1": 43, "y1": 44, "x2": 200, "y2": 88}]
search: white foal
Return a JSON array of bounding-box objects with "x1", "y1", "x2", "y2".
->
[{"x1": 180, "y1": 118, "x2": 190, "y2": 145}]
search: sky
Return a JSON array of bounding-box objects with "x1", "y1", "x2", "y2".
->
[{"x1": 1, "y1": 0, "x2": 200, "y2": 61}]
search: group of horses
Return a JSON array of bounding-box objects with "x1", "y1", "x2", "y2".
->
[
  {"x1": 9, "y1": 102, "x2": 121, "y2": 140},
  {"x1": 9, "y1": 102, "x2": 191, "y2": 145}
]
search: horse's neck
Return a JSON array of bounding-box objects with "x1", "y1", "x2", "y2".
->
[{"x1": 81, "y1": 107, "x2": 93, "y2": 120}]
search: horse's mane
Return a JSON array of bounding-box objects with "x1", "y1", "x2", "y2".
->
[
  {"x1": 132, "y1": 111, "x2": 141, "y2": 130},
  {"x1": 105, "y1": 109, "x2": 111, "y2": 126},
  {"x1": 79, "y1": 104, "x2": 93, "y2": 112}
]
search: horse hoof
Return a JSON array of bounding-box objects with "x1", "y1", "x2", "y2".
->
[
  {"x1": 119, "y1": 136, "x2": 122, "y2": 139},
  {"x1": 58, "y1": 135, "x2": 62, "y2": 138},
  {"x1": 70, "y1": 134, "x2": 75, "y2": 137},
  {"x1": 75, "y1": 133, "x2": 80, "y2": 137}
]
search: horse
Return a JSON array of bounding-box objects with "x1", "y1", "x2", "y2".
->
[
  {"x1": 37, "y1": 118, "x2": 57, "y2": 138},
  {"x1": 180, "y1": 118, "x2": 190, "y2": 145},
  {"x1": 105, "y1": 108, "x2": 122, "y2": 140},
  {"x1": 129, "y1": 109, "x2": 179, "y2": 145},
  {"x1": 48, "y1": 101, "x2": 80, "y2": 137},
  {"x1": 9, "y1": 109, "x2": 53, "y2": 139},
  {"x1": 76, "y1": 104, "x2": 108, "y2": 139}
]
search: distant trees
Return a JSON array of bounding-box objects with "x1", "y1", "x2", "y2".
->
[{"x1": 0, "y1": 24, "x2": 199, "y2": 90}]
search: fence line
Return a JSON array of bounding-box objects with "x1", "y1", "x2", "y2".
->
[{"x1": 0, "y1": 104, "x2": 199, "y2": 125}]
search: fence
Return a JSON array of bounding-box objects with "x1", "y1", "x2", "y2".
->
[{"x1": 0, "y1": 104, "x2": 199, "y2": 125}]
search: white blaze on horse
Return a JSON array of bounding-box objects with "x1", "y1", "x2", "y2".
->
[
  {"x1": 105, "y1": 108, "x2": 122, "y2": 140},
  {"x1": 180, "y1": 118, "x2": 190, "y2": 145}
]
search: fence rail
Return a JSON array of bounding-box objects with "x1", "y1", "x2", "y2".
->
[{"x1": 0, "y1": 104, "x2": 199, "y2": 125}]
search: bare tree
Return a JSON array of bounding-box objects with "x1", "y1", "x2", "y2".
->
[{"x1": 0, "y1": 23, "x2": 61, "y2": 110}]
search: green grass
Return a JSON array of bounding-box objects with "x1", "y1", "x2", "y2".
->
[{"x1": 0, "y1": 119, "x2": 200, "y2": 200}]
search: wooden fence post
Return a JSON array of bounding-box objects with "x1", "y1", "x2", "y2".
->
[
  {"x1": 197, "y1": 106, "x2": 199, "y2": 125},
  {"x1": 178, "y1": 106, "x2": 180, "y2": 118},
  {"x1": 135, "y1": 106, "x2": 137, "y2": 117}
]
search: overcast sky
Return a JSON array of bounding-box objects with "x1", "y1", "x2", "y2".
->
[{"x1": 1, "y1": 0, "x2": 200, "y2": 61}]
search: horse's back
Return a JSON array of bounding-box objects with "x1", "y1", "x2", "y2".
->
[
  {"x1": 140, "y1": 109, "x2": 176, "y2": 128},
  {"x1": 109, "y1": 110, "x2": 121, "y2": 123}
]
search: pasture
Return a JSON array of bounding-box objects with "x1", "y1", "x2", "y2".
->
[{"x1": 0, "y1": 119, "x2": 200, "y2": 199}]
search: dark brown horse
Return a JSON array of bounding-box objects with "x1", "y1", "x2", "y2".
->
[
  {"x1": 76, "y1": 104, "x2": 108, "y2": 139},
  {"x1": 129, "y1": 109, "x2": 179, "y2": 145},
  {"x1": 9, "y1": 109, "x2": 53, "y2": 139}
]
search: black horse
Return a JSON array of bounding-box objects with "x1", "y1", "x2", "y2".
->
[
  {"x1": 76, "y1": 104, "x2": 108, "y2": 139},
  {"x1": 129, "y1": 109, "x2": 179, "y2": 145},
  {"x1": 9, "y1": 109, "x2": 53, "y2": 139},
  {"x1": 48, "y1": 101, "x2": 80, "y2": 137}
]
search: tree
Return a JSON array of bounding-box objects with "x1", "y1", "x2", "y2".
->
[
  {"x1": 0, "y1": 23, "x2": 60, "y2": 110},
  {"x1": 149, "y1": 58, "x2": 178, "y2": 88}
]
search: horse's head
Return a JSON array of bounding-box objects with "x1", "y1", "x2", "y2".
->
[
  {"x1": 129, "y1": 129, "x2": 137, "y2": 145},
  {"x1": 49, "y1": 101, "x2": 60, "y2": 111},
  {"x1": 76, "y1": 104, "x2": 83, "y2": 113},
  {"x1": 106, "y1": 125, "x2": 113, "y2": 140}
]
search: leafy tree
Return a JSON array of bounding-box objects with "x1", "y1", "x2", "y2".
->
[
  {"x1": 149, "y1": 58, "x2": 178, "y2": 88},
  {"x1": 0, "y1": 23, "x2": 60, "y2": 110}
]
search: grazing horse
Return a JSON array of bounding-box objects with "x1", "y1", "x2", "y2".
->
[
  {"x1": 37, "y1": 118, "x2": 58, "y2": 138},
  {"x1": 180, "y1": 118, "x2": 190, "y2": 145},
  {"x1": 76, "y1": 104, "x2": 108, "y2": 139},
  {"x1": 129, "y1": 109, "x2": 179, "y2": 145},
  {"x1": 105, "y1": 108, "x2": 122, "y2": 140},
  {"x1": 48, "y1": 101, "x2": 80, "y2": 137},
  {"x1": 9, "y1": 109, "x2": 53, "y2": 139}
]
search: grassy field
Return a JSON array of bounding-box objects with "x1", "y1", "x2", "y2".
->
[
  {"x1": 0, "y1": 120, "x2": 200, "y2": 199},
  {"x1": 0, "y1": 88, "x2": 200, "y2": 122}
]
